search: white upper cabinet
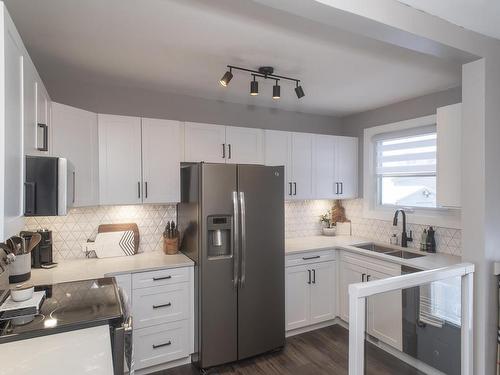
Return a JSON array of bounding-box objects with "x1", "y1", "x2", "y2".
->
[
  {"x1": 436, "y1": 103, "x2": 462, "y2": 208},
  {"x1": 98, "y1": 115, "x2": 142, "y2": 205},
  {"x1": 313, "y1": 135, "x2": 336, "y2": 199},
  {"x1": 52, "y1": 103, "x2": 99, "y2": 207},
  {"x1": 141, "y1": 118, "x2": 182, "y2": 203},
  {"x1": 335, "y1": 136, "x2": 358, "y2": 199},
  {"x1": 2, "y1": 14, "x2": 24, "y2": 238},
  {"x1": 290, "y1": 133, "x2": 314, "y2": 200},
  {"x1": 225, "y1": 126, "x2": 263, "y2": 164},
  {"x1": 35, "y1": 82, "x2": 51, "y2": 154},
  {"x1": 184, "y1": 122, "x2": 226, "y2": 163},
  {"x1": 264, "y1": 130, "x2": 292, "y2": 197}
]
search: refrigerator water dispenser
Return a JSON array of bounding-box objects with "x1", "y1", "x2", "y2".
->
[{"x1": 207, "y1": 215, "x2": 233, "y2": 258}]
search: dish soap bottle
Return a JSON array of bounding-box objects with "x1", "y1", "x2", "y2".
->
[
  {"x1": 420, "y1": 229, "x2": 427, "y2": 252},
  {"x1": 426, "y1": 226, "x2": 436, "y2": 253}
]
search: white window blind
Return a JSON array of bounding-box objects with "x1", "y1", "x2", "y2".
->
[{"x1": 375, "y1": 126, "x2": 437, "y2": 176}]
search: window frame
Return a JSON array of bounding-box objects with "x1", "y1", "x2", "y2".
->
[{"x1": 363, "y1": 115, "x2": 461, "y2": 229}]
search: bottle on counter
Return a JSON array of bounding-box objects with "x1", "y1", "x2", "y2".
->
[
  {"x1": 390, "y1": 233, "x2": 398, "y2": 245},
  {"x1": 420, "y1": 229, "x2": 427, "y2": 252},
  {"x1": 426, "y1": 226, "x2": 436, "y2": 253}
]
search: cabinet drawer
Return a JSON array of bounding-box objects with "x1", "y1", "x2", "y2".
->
[
  {"x1": 134, "y1": 321, "x2": 190, "y2": 370},
  {"x1": 286, "y1": 250, "x2": 336, "y2": 268},
  {"x1": 132, "y1": 267, "x2": 189, "y2": 289},
  {"x1": 132, "y1": 283, "x2": 189, "y2": 329},
  {"x1": 341, "y1": 251, "x2": 400, "y2": 276}
]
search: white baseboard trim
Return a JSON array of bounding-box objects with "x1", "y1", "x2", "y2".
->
[
  {"x1": 135, "y1": 355, "x2": 192, "y2": 375},
  {"x1": 285, "y1": 318, "x2": 339, "y2": 337}
]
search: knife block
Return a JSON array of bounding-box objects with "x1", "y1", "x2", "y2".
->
[{"x1": 163, "y1": 236, "x2": 179, "y2": 255}]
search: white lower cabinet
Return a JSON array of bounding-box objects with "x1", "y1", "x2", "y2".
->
[
  {"x1": 285, "y1": 251, "x2": 336, "y2": 332},
  {"x1": 109, "y1": 266, "x2": 194, "y2": 373},
  {"x1": 339, "y1": 252, "x2": 402, "y2": 351}
]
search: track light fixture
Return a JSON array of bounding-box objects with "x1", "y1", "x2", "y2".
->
[
  {"x1": 250, "y1": 75, "x2": 258, "y2": 96},
  {"x1": 219, "y1": 65, "x2": 305, "y2": 100},
  {"x1": 272, "y1": 80, "x2": 281, "y2": 100},
  {"x1": 219, "y1": 68, "x2": 233, "y2": 87}
]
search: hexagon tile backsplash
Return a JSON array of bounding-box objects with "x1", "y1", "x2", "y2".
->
[{"x1": 24, "y1": 199, "x2": 462, "y2": 261}]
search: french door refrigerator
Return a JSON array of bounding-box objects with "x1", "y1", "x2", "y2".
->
[{"x1": 178, "y1": 163, "x2": 285, "y2": 369}]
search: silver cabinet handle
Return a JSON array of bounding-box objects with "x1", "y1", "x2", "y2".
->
[
  {"x1": 239, "y1": 191, "x2": 247, "y2": 287},
  {"x1": 232, "y1": 191, "x2": 240, "y2": 289},
  {"x1": 307, "y1": 270, "x2": 311, "y2": 284},
  {"x1": 152, "y1": 341, "x2": 171, "y2": 349},
  {"x1": 145, "y1": 181, "x2": 148, "y2": 199},
  {"x1": 312, "y1": 269, "x2": 316, "y2": 284},
  {"x1": 228, "y1": 144, "x2": 232, "y2": 159},
  {"x1": 222, "y1": 143, "x2": 226, "y2": 159},
  {"x1": 72, "y1": 171, "x2": 76, "y2": 203},
  {"x1": 153, "y1": 302, "x2": 172, "y2": 309},
  {"x1": 137, "y1": 181, "x2": 141, "y2": 198}
]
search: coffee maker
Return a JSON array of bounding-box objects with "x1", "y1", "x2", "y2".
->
[{"x1": 31, "y1": 229, "x2": 55, "y2": 268}]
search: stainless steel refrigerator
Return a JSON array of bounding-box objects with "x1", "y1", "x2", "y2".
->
[{"x1": 178, "y1": 163, "x2": 285, "y2": 369}]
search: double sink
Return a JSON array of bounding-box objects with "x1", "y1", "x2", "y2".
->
[{"x1": 353, "y1": 243, "x2": 426, "y2": 259}]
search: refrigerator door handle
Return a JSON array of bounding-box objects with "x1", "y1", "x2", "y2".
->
[
  {"x1": 232, "y1": 191, "x2": 240, "y2": 289},
  {"x1": 239, "y1": 191, "x2": 247, "y2": 287}
]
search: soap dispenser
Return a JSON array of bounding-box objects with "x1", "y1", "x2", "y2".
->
[{"x1": 426, "y1": 226, "x2": 436, "y2": 253}]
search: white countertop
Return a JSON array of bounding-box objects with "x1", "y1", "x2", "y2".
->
[
  {"x1": 285, "y1": 235, "x2": 462, "y2": 271},
  {"x1": 22, "y1": 251, "x2": 193, "y2": 286}
]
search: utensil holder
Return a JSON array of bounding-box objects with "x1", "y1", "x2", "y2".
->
[
  {"x1": 9, "y1": 253, "x2": 31, "y2": 283},
  {"x1": 163, "y1": 237, "x2": 179, "y2": 255}
]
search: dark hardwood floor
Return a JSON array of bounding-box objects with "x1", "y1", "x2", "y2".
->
[{"x1": 153, "y1": 325, "x2": 424, "y2": 375}]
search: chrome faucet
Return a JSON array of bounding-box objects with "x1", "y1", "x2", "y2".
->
[{"x1": 393, "y1": 209, "x2": 413, "y2": 247}]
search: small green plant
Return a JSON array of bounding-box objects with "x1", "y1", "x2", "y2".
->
[{"x1": 320, "y1": 210, "x2": 334, "y2": 228}]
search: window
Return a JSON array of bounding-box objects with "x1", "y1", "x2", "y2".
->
[{"x1": 375, "y1": 127, "x2": 437, "y2": 208}]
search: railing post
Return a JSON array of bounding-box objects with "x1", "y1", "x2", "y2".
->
[
  {"x1": 461, "y1": 272, "x2": 473, "y2": 375},
  {"x1": 349, "y1": 286, "x2": 365, "y2": 375}
]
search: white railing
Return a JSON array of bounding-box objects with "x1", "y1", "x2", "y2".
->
[{"x1": 348, "y1": 262, "x2": 474, "y2": 375}]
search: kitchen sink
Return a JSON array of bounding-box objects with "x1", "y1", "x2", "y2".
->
[
  {"x1": 353, "y1": 243, "x2": 396, "y2": 253},
  {"x1": 384, "y1": 250, "x2": 426, "y2": 259},
  {"x1": 353, "y1": 242, "x2": 426, "y2": 259}
]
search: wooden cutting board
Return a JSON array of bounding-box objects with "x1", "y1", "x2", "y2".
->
[{"x1": 98, "y1": 223, "x2": 139, "y2": 254}]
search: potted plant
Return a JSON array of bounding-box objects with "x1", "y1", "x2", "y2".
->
[{"x1": 320, "y1": 210, "x2": 336, "y2": 236}]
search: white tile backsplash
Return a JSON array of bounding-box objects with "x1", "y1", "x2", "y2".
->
[
  {"x1": 24, "y1": 205, "x2": 177, "y2": 261},
  {"x1": 341, "y1": 199, "x2": 462, "y2": 256},
  {"x1": 24, "y1": 198, "x2": 461, "y2": 260}
]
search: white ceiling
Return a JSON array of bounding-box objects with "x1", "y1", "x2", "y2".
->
[
  {"x1": 397, "y1": 0, "x2": 500, "y2": 40},
  {"x1": 5, "y1": 0, "x2": 461, "y2": 116}
]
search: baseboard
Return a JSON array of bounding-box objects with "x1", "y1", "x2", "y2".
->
[
  {"x1": 136, "y1": 355, "x2": 192, "y2": 375},
  {"x1": 285, "y1": 318, "x2": 339, "y2": 337}
]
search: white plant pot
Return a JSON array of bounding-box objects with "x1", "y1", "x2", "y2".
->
[{"x1": 322, "y1": 227, "x2": 336, "y2": 236}]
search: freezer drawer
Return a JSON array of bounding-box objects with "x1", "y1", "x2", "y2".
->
[
  {"x1": 132, "y1": 283, "x2": 189, "y2": 329},
  {"x1": 134, "y1": 321, "x2": 190, "y2": 370}
]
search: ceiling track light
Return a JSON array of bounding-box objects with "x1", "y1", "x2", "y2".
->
[
  {"x1": 219, "y1": 65, "x2": 305, "y2": 99},
  {"x1": 272, "y1": 80, "x2": 281, "y2": 100},
  {"x1": 250, "y1": 75, "x2": 259, "y2": 96}
]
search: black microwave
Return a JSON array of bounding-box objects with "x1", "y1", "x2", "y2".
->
[{"x1": 24, "y1": 156, "x2": 74, "y2": 216}]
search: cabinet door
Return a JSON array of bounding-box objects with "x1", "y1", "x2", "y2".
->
[
  {"x1": 290, "y1": 133, "x2": 314, "y2": 200},
  {"x1": 313, "y1": 135, "x2": 336, "y2": 199},
  {"x1": 23, "y1": 64, "x2": 37, "y2": 156},
  {"x1": 310, "y1": 261, "x2": 336, "y2": 324},
  {"x1": 98, "y1": 114, "x2": 142, "y2": 205},
  {"x1": 35, "y1": 82, "x2": 51, "y2": 155},
  {"x1": 142, "y1": 118, "x2": 181, "y2": 203},
  {"x1": 225, "y1": 126, "x2": 263, "y2": 164},
  {"x1": 366, "y1": 269, "x2": 403, "y2": 351},
  {"x1": 339, "y1": 261, "x2": 366, "y2": 322},
  {"x1": 52, "y1": 103, "x2": 99, "y2": 207},
  {"x1": 3, "y1": 27, "x2": 24, "y2": 238},
  {"x1": 184, "y1": 122, "x2": 226, "y2": 163},
  {"x1": 264, "y1": 130, "x2": 292, "y2": 199},
  {"x1": 437, "y1": 103, "x2": 462, "y2": 208},
  {"x1": 285, "y1": 265, "x2": 311, "y2": 331},
  {"x1": 335, "y1": 137, "x2": 358, "y2": 199}
]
